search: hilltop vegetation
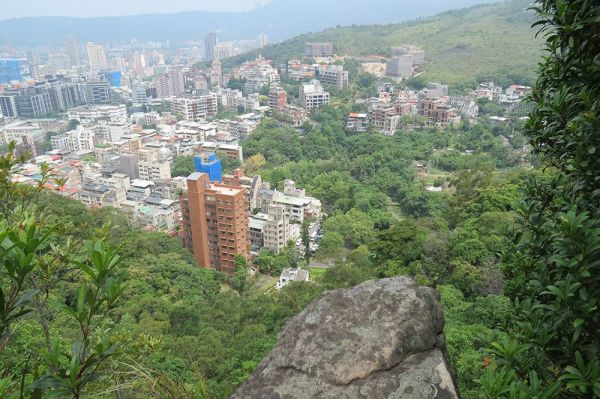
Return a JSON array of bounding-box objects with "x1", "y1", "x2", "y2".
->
[{"x1": 228, "y1": 0, "x2": 541, "y2": 89}]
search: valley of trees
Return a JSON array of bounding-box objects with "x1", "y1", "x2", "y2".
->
[{"x1": 1, "y1": 0, "x2": 598, "y2": 398}]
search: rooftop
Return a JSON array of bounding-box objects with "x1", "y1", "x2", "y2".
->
[
  {"x1": 280, "y1": 268, "x2": 309, "y2": 282},
  {"x1": 274, "y1": 191, "x2": 310, "y2": 207}
]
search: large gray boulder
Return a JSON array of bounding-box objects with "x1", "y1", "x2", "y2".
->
[{"x1": 232, "y1": 277, "x2": 459, "y2": 399}]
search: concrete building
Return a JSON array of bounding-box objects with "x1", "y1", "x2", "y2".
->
[
  {"x1": 299, "y1": 80, "x2": 330, "y2": 111},
  {"x1": 369, "y1": 104, "x2": 400, "y2": 135},
  {"x1": 65, "y1": 35, "x2": 80, "y2": 66},
  {"x1": 171, "y1": 94, "x2": 218, "y2": 121},
  {"x1": 137, "y1": 148, "x2": 172, "y2": 181},
  {"x1": 0, "y1": 59, "x2": 29, "y2": 84},
  {"x1": 155, "y1": 69, "x2": 185, "y2": 98},
  {"x1": 67, "y1": 104, "x2": 127, "y2": 123},
  {"x1": 256, "y1": 179, "x2": 321, "y2": 223},
  {"x1": 46, "y1": 80, "x2": 86, "y2": 112},
  {"x1": 180, "y1": 172, "x2": 250, "y2": 274},
  {"x1": 386, "y1": 55, "x2": 414, "y2": 79},
  {"x1": 268, "y1": 85, "x2": 287, "y2": 110},
  {"x1": 257, "y1": 33, "x2": 269, "y2": 48},
  {"x1": 317, "y1": 65, "x2": 349, "y2": 88},
  {"x1": 218, "y1": 88, "x2": 244, "y2": 112},
  {"x1": 249, "y1": 214, "x2": 267, "y2": 250},
  {"x1": 449, "y1": 96, "x2": 479, "y2": 120},
  {"x1": 346, "y1": 112, "x2": 369, "y2": 133},
  {"x1": 263, "y1": 203, "x2": 301, "y2": 254},
  {"x1": 0, "y1": 120, "x2": 45, "y2": 145},
  {"x1": 210, "y1": 59, "x2": 223, "y2": 87},
  {"x1": 305, "y1": 42, "x2": 334, "y2": 57},
  {"x1": 131, "y1": 111, "x2": 160, "y2": 126},
  {"x1": 0, "y1": 93, "x2": 18, "y2": 117},
  {"x1": 78, "y1": 183, "x2": 111, "y2": 207},
  {"x1": 271, "y1": 105, "x2": 308, "y2": 127},
  {"x1": 84, "y1": 80, "x2": 111, "y2": 104},
  {"x1": 276, "y1": 268, "x2": 309, "y2": 289},
  {"x1": 391, "y1": 45, "x2": 425, "y2": 65},
  {"x1": 131, "y1": 85, "x2": 149, "y2": 105},
  {"x1": 214, "y1": 43, "x2": 235, "y2": 60},
  {"x1": 86, "y1": 43, "x2": 108, "y2": 70},
  {"x1": 51, "y1": 125, "x2": 96, "y2": 152},
  {"x1": 205, "y1": 32, "x2": 217, "y2": 61},
  {"x1": 0, "y1": 87, "x2": 55, "y2": 118},
  {"x1": 197, "y1": 142, "x2": 243, "y2": 163}
]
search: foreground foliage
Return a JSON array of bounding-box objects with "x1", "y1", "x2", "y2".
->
[{"x1": 481, "y1": 0, "x2": 600, "y2": 397}]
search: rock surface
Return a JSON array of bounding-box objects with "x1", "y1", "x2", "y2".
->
[{"x1": 232, "y1": 277, "x2": 459, "y2": 399}]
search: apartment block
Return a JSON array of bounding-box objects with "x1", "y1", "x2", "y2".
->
[
  {"x1": 181, "y1": 172, "x2": 250, "y2": 274},
  {"x1": 250, "y1": 179, "x2": 321, "y2": 254},
  {"x1": 78, "y1": 183, "x2": 111, "y2": 207},
  {"x1": 86, "y1": 43, "x2": 108, "y2": 70},
  {"x1": 0, "y1": 120, "x2": 45, "y2": 145},
  {"x1": 155, "y1": 69, "x2": 185, "y2": 98},
  {"x1": 0, "y1": 86, "x2": 55, "y2": 118},
  {"x1": 317, "y1": 65, "x2": 349, "y2": 88},
  {"x1": 346, "y1": 112, "x2": 369, "y2": 133},
  {"x1": 271, "y1": 104, "x2": 308, "y2": 127},
  {"x1": 84, "y1": 80, "x2": 111, "y2": 104},
  {"x1": 299, "y1": 80, "x2": 330, "y2": 111},
  {"x1": 51, "y1": 125, "x2": 96, "y2": 152},
  {"x1": 268, "y1": 85, "x2": 287, "y2": 109},
  {"x1": 171, "y1": 94, "x2": 218, "y2": 121},
  {"x1": 218, "y1": 88, "x2": 244, "y2": 111},
  {"x1": 67, "y1": 104, "x2": 127, "y2": 123},
  {"x1": 369, "y1": 104, "x2": 400, "y2": 135},
  {"x1": 197, "y1": 142, "x2": 243, "y2": 163},
  {"x1": 135, "y1": 147, "x2": 172, "y2": 181},
  {"x1": 263, "y1": 203, "x2": 300, "y2": 254}
]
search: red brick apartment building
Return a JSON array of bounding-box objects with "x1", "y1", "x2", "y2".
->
[{"x1": 180, "y1": 172, "x2": 249, "y2": 274}]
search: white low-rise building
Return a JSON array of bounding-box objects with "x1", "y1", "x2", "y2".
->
[
  {"x1": 276, "y1": 268, "x2": 310, "y2": 289},
  {"x1": 67, "y1": 104, "x2": 128, "y2": 124}
]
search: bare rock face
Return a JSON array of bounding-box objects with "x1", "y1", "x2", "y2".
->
[{"x1": 231, "y1": 277, "x2": 459, "y2": 399}]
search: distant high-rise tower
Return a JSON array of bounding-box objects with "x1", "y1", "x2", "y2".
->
[
  {"x1": 204, "y1": 32, "x2": 217, "y2": 61},
  {"x1": 65, "y1": 35, "x2": 80, "y2": 66},
  {"x1": 155, "y1": 69, "x2": 185, "y2": 98},
  {"x1": 86, "y1": 43, "x2": 108, "y2": 70},
  {"x1": 258, "y1": 33, "x2": 269, "y2": 48}
]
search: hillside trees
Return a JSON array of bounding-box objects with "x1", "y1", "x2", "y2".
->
[{"x1": 0, "y1": 146, "x2": 128, "y2": 398}]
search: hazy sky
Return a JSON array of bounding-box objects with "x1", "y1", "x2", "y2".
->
[{"x1": 2, "y1": 0, "x2": 272, "y2": 20}]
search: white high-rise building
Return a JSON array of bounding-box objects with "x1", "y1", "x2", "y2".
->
[
  {"x1": 65, "y1": 35, "x2": 80, "y2": 66},
  {"x1": 258, "y1": 33, "x2": 269, "y2": 48},
  {"x1": 86, "y1": 43, "x2": 108, "y2": 70},
  {"x1": 155, "y1": 69, "x2": 185, "y2": 98}
]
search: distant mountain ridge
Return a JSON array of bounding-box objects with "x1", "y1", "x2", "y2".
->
[{"x1": 0, "y1": 0, "x2": 499, "y2": 47}]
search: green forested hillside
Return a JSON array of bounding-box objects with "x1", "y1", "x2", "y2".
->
[{"x1": 228, "y1": 0, "x2": 541, "y2": 88}]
